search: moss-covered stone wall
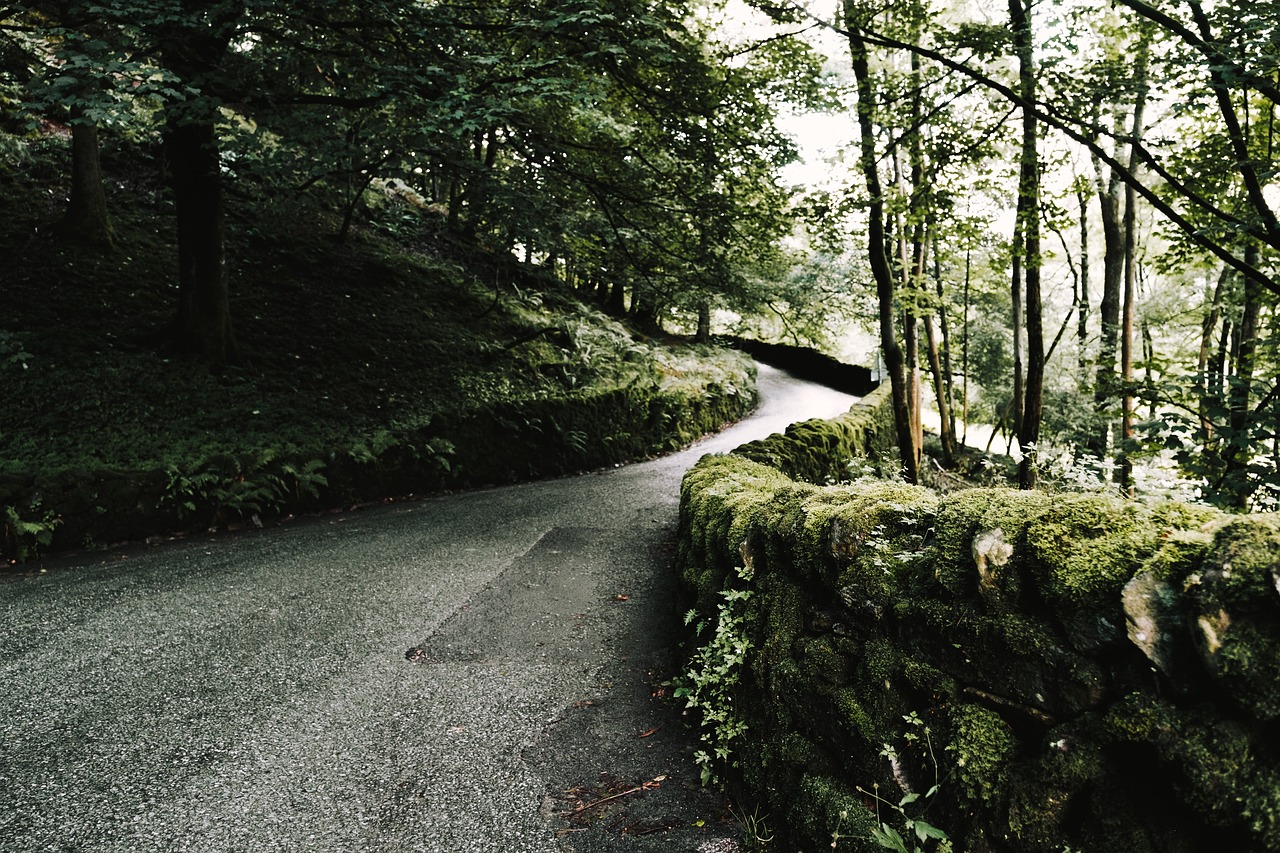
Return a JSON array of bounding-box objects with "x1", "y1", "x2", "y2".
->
[
  {"x1": 2, "y1": 375, "x2": 755, "y2": 563},
  {"x1": 676, "y1": 387, "x2": 1280, "y2": 852}
]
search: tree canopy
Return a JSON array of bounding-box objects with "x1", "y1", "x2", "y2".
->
[{"x1": 3, "y1": 0, "x2": 819, "y2": 357}]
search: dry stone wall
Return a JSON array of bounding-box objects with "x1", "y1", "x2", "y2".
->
[
  {"x1": 3, "y1": 377, "x2": 754, "y2": 562},
  {"x1": 676, "y1": 385, "x2": 1280, "y2": 852}
]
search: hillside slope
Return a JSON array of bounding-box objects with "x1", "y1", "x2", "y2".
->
[{"x1": 1, "y1": 137, "x2": 756, "y2": 564}]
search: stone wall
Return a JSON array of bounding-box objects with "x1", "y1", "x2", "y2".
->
[
  {"x1": 2, "y1": 376, "x2": 755, "y2": 563},
  {"x1": 676, "y1": 386, "x2": 1280, "y2": 851}
]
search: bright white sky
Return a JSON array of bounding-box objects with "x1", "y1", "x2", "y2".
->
[{"x1": 707, "y1": 0, "x2": 856, "y2": 189}]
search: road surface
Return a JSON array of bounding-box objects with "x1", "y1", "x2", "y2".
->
[{"x1": 0, "y1": 365, "x2": 855, "y2": 852}]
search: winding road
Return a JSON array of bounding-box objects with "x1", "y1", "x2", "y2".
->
[{"x1": 0, "y1": 365, "x2": 855, "y2": 852}]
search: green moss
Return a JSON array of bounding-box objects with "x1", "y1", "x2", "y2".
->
[
  {"x1": 933, "y1": 488, "x2": 1052, "y2": 605},
  {"x1": 1196, "y1": 517, "x2": 1280, "y2": 609},
  {"x1": 833, "y1": 687, "x2": 878, "y2": 747},
  {"x1": 949, "y1": 703, "x2": 1015, "y2": 806},
  {"x1": 902, "y1": 659, "x2": 957, "y2": 703},
  {"x1": 1026, "y1": 494, "x2": 1158, "y2": 600},
  {"x1": 1138, "y1": 527, "x2": 1216, "y2": 583},
  {"x1": 1201, "y1": 618, "x2": 1280, "y2": 720},
  {"x1": 733, "y1": 386, "x2": 896, "y2": 486},
  {"x1": 758, "y1": 573, "x2": 805, "y2": 668},
  {"x1": 824, "y1": 481, "x2": 937, "y2": 607},
  {"x1": 1105, "y1": 693, "x2": 1280, "y2": 842},
  {"x1": 1024, "y1": 493, "x2": 1164, "y2": 651},
  {"x1": 789, "y1": 774, "x2": 878, "y2": 853},
  {"x1": 798, "y1": 636, "x2": 852, "y2": 686},
  {"x1": 1188, "y1": 517, "x2": 1280, "y2": 720},
  {"x1": 858, "y1": 637, "x2": 897, "y2": 693}
]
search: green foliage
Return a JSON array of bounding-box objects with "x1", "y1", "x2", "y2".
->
[
  {"x1": 1135, "y1": 372, "x2": 1280, "y2": 509},
  {"x1": 0, "y1": 331, "x2": 31, "y2": 370},
  {"x1": 675, "y1": 572, "x2": 756, "y2": 786},
  {"x1": 162, "y1": 451, "x2": 329, "y2": 523},
  {"x1": 2, "y1": 504, "x2": 59, "y2": 564},
  {"x1": 856, "y1": 714, "x2": 952, "y2": 853}
]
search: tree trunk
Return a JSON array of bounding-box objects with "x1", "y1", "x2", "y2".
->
[
  {"x1": 696, "y1": 301, "x2": 711, "y2": 344},
  {"x1": 1225, "y1": 243, "x2": 1262, "y2": 508},
  {"x1": 1076, "y1": 186, "x2": 1091, "y2": 384},
  {"x1": 1011, "y1": 0, "x2": 1043, "y2": 489},
  {"x1": 606, "y1": 278, "x2": 626, "y2": 317},
  {"x1": 165, "y1": 118, "x2": 237, "y2": 365},
  {"x1": 933, "y1": 237, "x2": 959, "y2": 453},
  {"x1": 847, "y1": 17, "x2": 918, "y2": 483},
  {"x1": 1093, "y1": 146, "x2": 1125, "y2": 454},
  {"x1": 961, "y1": 245, "x2": 971, "y2": 445},
  {"x1": 1198, "y1": 266, "x2": 1232, "y2": 438},
  {"x1": 155, "y1": 2, "x2": 244, "y2": 367},
  {"x1": 923, "y1": 313, "x2": 955, "y2": 465},
  {"x1": 60, "y1": 113, "x2": 114, "y2": 250},
  {"x1": 1117, "y1": 35, "x2": 1150, "y2": 497}
]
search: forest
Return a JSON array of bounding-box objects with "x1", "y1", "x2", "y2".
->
[{"x1": 2, "y1": 0, "x2": 1278, "y2": 512}]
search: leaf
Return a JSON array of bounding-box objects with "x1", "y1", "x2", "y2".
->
[
  {"x1": 913, "y1": 820, "x2": 949, "y2": 843},
  {"x1": 871, "y1": 824, "x2": 910, "y2": 853}
]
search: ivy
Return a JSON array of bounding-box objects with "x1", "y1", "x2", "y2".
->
[{"x1": 674, "y1": 564, "x2": 756, "y2": 786}]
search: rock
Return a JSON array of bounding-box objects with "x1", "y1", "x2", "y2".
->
[
  {"x1": 1122, "y1": 571, "x2": 1182, "y2": 678},
  {"x1": 1187, "y1": 519, "x2": 1280, "y2": 721},
  {"x1": 973, "y1": 526, "x2": 1015, "y2": 612}
]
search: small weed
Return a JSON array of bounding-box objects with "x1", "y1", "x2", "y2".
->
[
  {"x1": 853, "y1": 713, "x2": 952, "y2": 853},
  {"x1": 731, "y1": 802, "x2": 775, "y2": 851}
]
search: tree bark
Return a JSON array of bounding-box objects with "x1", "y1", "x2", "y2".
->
[
  {"x1": 155, "y1": 1, "x2": 243, "y2": 367},
  {"x1": 60, "y1": 112, "x2": 114, "y2": 250},
  {"x1": 923, "y1": 312, "x2": 955, "y2": 465},
  {"x1": 1225, "y1": 243, "x2": 1262, "y2": 508},
  {"x1": 1076, "y1": 186, "x2": 1090, "y2": 384},
  {"x1": 933, "y1": 237, "x2": 958, "y2": 456},
  {"x1": 1197, "y1": 266, "x2": 1231, "y2": 439},
  {"x1": 165, "y1": 117, "x2": 236, "y2": 365},
  {"x1": 696, "y1": 301, "x2": 711, "y2": 344},
  {"x1": 1117, "y1": 34, "x2": 1150, "y2": 496},
  {"x1": 1010, "y1": 0, "x2": 1043, "y2": 489},
  {"x1": 1092, "y1": 141, "x2": 1125, "y2": 454},
  {"x1": 846, "y1": 16, "x2": 918, "y2": 483}
]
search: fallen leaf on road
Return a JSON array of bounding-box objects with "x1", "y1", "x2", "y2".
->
[
  {"x1": 611, "y1": 594, "x2": 630, "y2": 602},
  {"x1": 638, "y1": 727, "x2": 659, "y2": 738}
]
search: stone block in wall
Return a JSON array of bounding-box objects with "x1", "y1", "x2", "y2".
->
[
  {"x1": 1186, "y1": 517, "x2": 1280, "y2": 722},
  {"x1": 1105, "y1": 693, "x2": 1280, "y2": 845},
  {"x1": 896, "y1": 599, "x2": 1107, "y2": 721},
  {"x1": 1023, "y1": 494, "x2": 1163, "y2": 653},
  {"x1": 932, "y1": 488, "x2": 1052, "y2": 611}
]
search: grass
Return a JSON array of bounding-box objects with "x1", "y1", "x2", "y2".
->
[{"x1": 1, "y1": 133, "x2": 754, "y2": 559}]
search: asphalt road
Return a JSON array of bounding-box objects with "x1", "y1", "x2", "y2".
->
[{"x1": 0, "y1": 365, "x2": 855, "y2": 852}]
